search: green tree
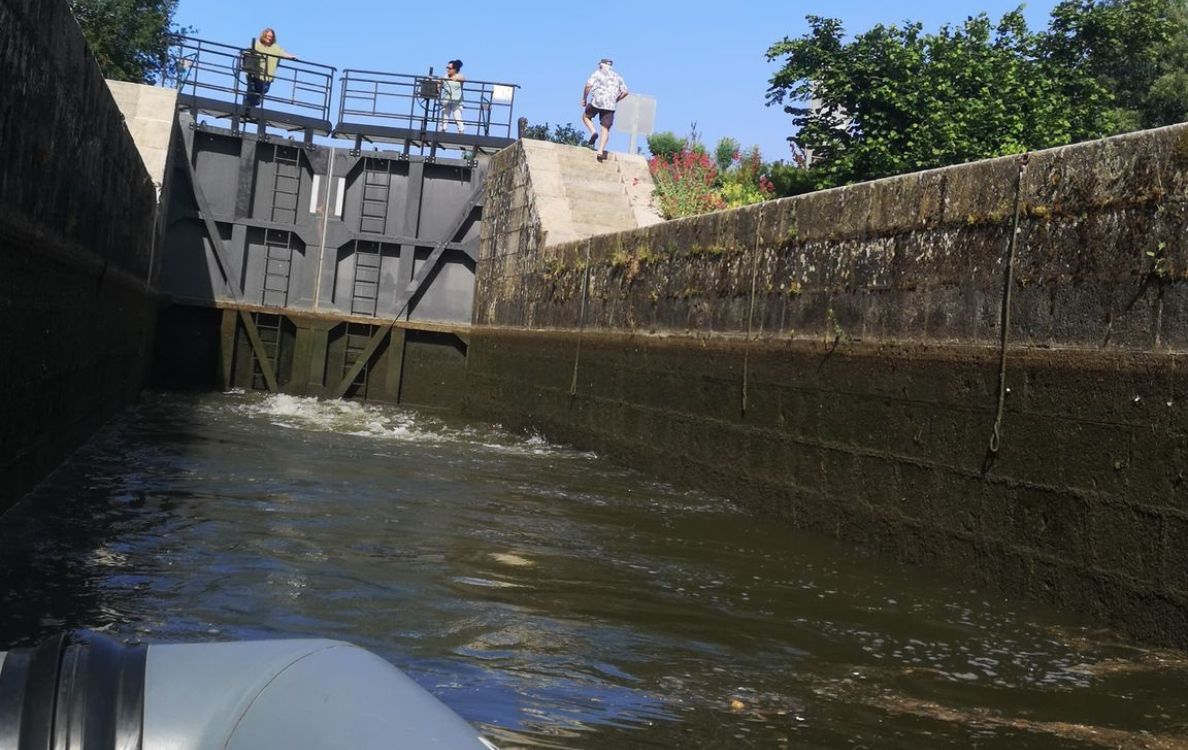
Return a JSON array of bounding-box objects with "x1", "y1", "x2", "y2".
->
[
  {"x1": 522, "y1": 122, "x2": 588, "y2": 146},
  {"x1": 714, "y1": 137, "x2": 740, "y2": 172},
  {"x1": 646, "y1": 131, "x2": 685, "y2": 160},
  {"x1": 765, "y1": 160, "x2": 824, "y2": 197},
  {"x1": 1125, "y1": 0, "x2": 1188, "y2": 125},
  {"x1": 1041, "y1": 0, "x2": 1176, "y2": 129},
  {"x1": 69, "y1": 0, "x2": 190, "y2": 84},
  {"x1": 766, "y1": 1, "x2": 1178, "y2": 186}
]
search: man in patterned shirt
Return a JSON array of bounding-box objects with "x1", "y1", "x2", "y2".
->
[{"x1": 581, "y1": 58, "x2": 629, "y2": 162}]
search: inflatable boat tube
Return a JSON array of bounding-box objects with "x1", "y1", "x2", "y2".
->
[{"x1": 0, "y1": 631, "x2": 498, "y2": 749}]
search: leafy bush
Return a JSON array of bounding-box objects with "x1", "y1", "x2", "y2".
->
[
  {"x1": 714, "y1": 137, "x2": 740, "y2": 173},
  {"x1": 765, "y1": 160, "x2": 823, "y2": 197},
  {"x1": 718, "y1": 146, "x2": 775, "y2": 208},
  {"x1": 523, "y1": 122, "x2": 588, "y2": 146},
  {"x1": 649, "y1": 149, "x2": 726, "y2": 219},
  {"x1": 646, "y1": 131, "x2": 685, "y2": 160}
]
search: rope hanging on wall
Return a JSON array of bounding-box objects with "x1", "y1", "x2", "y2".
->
[
  {"x1": 742, "y1": 205, "x2": 766, "y2": 416},
  {"x1": 569, "y1": 240, "x2": 593, "y2": 397},
  {"x1": 988, "y1": 153, "x2": 1030, "y2": 455}
]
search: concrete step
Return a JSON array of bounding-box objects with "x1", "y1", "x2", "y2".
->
[
  {"x1": 571, "y1": 222, "x2": 637, "y2": 238},
  {"x1": 563, "y1": 179, "x2": 627, "y2": 197},
  {"x1": 519, "y1": 139, "x2": 666, "y2": 246},
  {"x1": 562, "y1": 193, "x2": 633, "y2": 214},
  {"x1": 556, "y1": 172, "x2": 630, "y2": 193},
  {"x1": 563, "y1": 191, "x2": 631, "y2": 210},
  {"x1": 552, "y1": 146, "x2": 603, "y2": 162},
  {"x1": 569, "y1": 208, "x2": 637, "y2": 228}
]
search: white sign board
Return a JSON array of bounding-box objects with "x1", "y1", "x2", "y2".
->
[{"x1": 615, "y1": 94, "x2": 656, "y2": 154}]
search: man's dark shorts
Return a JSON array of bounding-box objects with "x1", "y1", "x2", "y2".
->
[{"x1": 584, "y1": 105, "x2": 615, "y2": 128}]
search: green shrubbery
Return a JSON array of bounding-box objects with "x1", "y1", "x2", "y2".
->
[
  {"x1": 522, "y1": 122, "x2": 588, "y2": 146},
  {"x1": 647, "y1": 132, "x2": 806, "y2": 219}
]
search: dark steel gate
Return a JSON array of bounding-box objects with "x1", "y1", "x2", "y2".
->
[{"x1": 156, "y1": 36, "x2": 518, "y2": 404}]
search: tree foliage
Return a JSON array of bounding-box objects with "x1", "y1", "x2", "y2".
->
[
  {"x1": 646, "y1": 131, "x2": 686, "y2": 160},
  {"x1": 69, "y1": 0, "x2": 190, "y2": 84},
  {"x1": 766, "y1": 0, "x2": 1179, "y2": 186},
  {"x1": 522, "y1": 122, "x2": 588, "y2": 146},
  {"x1": 1133, "y1": 0, "x2": 1188, "y2": 124},
  {"x1": 714, "y1": 137, "x2": 741, "y2": 172}
]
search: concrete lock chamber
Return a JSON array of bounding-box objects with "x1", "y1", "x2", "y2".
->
[{"x1": 0, "y1": 631, "x2": 497, "y2": 749}]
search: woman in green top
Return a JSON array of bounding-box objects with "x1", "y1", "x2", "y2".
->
[
  {"x1": 437, "y1": 59, "x2": 465, "y2": 134},
  {"x1": 245, "y1": 27, "x2": 297, "y2": 108}
]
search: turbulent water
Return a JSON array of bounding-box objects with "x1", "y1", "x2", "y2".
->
[{"x1": 1, "y1": 391, "x2": 1186, "y2": 749}]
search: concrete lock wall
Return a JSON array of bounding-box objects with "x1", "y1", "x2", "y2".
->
[
  {"x1": 0, "y1": 0, "x2": 161, "y2": 513},
  {"x1": 467, "y1": 127, "x2": 1188, "y2": 648}
]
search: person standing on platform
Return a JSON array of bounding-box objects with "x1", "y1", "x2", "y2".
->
[
  {"x1": 245, "y1": 27, "x2": 297, "y2": 108},
  {"x1": 438, "y1": 59, "x2": 466, "y2": 134},
  {"x1": 581, "y1": 58, "x2": 628, "y2": 162}
]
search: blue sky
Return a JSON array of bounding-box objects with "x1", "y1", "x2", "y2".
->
[{"x1": 176, "y1": 0, "x2": 1062, "y2": 161}]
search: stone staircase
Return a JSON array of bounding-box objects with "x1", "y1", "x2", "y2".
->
[{"x1": 518, "y1": 140, "x2": 663, "y2": 247}]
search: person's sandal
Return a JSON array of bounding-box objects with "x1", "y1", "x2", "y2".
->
[
  {"x1": 586, "y1": 133, "x2": 598, "y2": 148},
  {"x1": 596, "y1": 152, "x2": 607, "y2": 162}
]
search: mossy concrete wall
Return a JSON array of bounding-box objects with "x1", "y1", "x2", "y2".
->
[
  {"x1": 468, "y1": 125, "x2": 1188, "y2": 647},
  {"x1": 0, "y1": 0, "x2": 160, "y2": 513}
]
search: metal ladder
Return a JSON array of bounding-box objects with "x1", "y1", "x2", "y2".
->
[
  {"x1": 359, "y1": 158, "x2": 391, "y2": 235},
  {"x1": 262, "y1": 230, "x2": 293, "y2": 307},
  {"x1": 342, "y1": 322, "x2": 374, "y2": 398},
  {"x1": 351, "y1": 242, "x2": 381, "y2": 316},
  {"x1": 270, "y1": 146, "x2": 302, "y2": 225},
  {"x1": 251, "y1": 313, "x2": 284, "y2": 390}
]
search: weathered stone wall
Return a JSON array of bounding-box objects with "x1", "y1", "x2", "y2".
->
[
  {"x1": 0, "y1": 0, "x2": 160, "y2": 513},
  {"x1": 468, "y1": 125, "x2": 1188, "y2": 647}
]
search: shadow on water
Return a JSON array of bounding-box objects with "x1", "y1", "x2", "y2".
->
[{"x1": 0, "y1": 393, "x2": 226, "y2": 647}]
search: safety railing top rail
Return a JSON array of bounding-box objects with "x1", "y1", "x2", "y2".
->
[
  {"x1": 336, "y1": 68, "x2": 519, "y2": 139},
  {"x1": 165, "y1": 35, "x2": 337, "y2": 124}
]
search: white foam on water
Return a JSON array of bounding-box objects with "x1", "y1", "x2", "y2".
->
[{"x1": 224, "y1": 393, "x2": 593, "y2": 459}]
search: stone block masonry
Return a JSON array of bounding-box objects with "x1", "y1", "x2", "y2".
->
[
  {"x1": 468, "y1": 125, "x2": 1188, "y2": 648},
  {"x1": 0, "y1": 0, "x2": 160, "y2": 513}
]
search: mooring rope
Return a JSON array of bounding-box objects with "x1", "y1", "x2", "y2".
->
[
  {"x1": 989, "y1": 153, "x2": 1030, "y2": 455},
  {"x1": 569, "y1": 240, "x2": 593, "y2": 397},
  {"x1": 742, "y1": 204, "x2": 766, "y2": 415}
]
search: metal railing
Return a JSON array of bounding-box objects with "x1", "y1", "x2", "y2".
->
[
  {"x1": 166, "y1": 36, "x2": 336, "y2": 125},
  {"x1": 336, "y1": 69, "x2": 519, "y2": 139}
]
